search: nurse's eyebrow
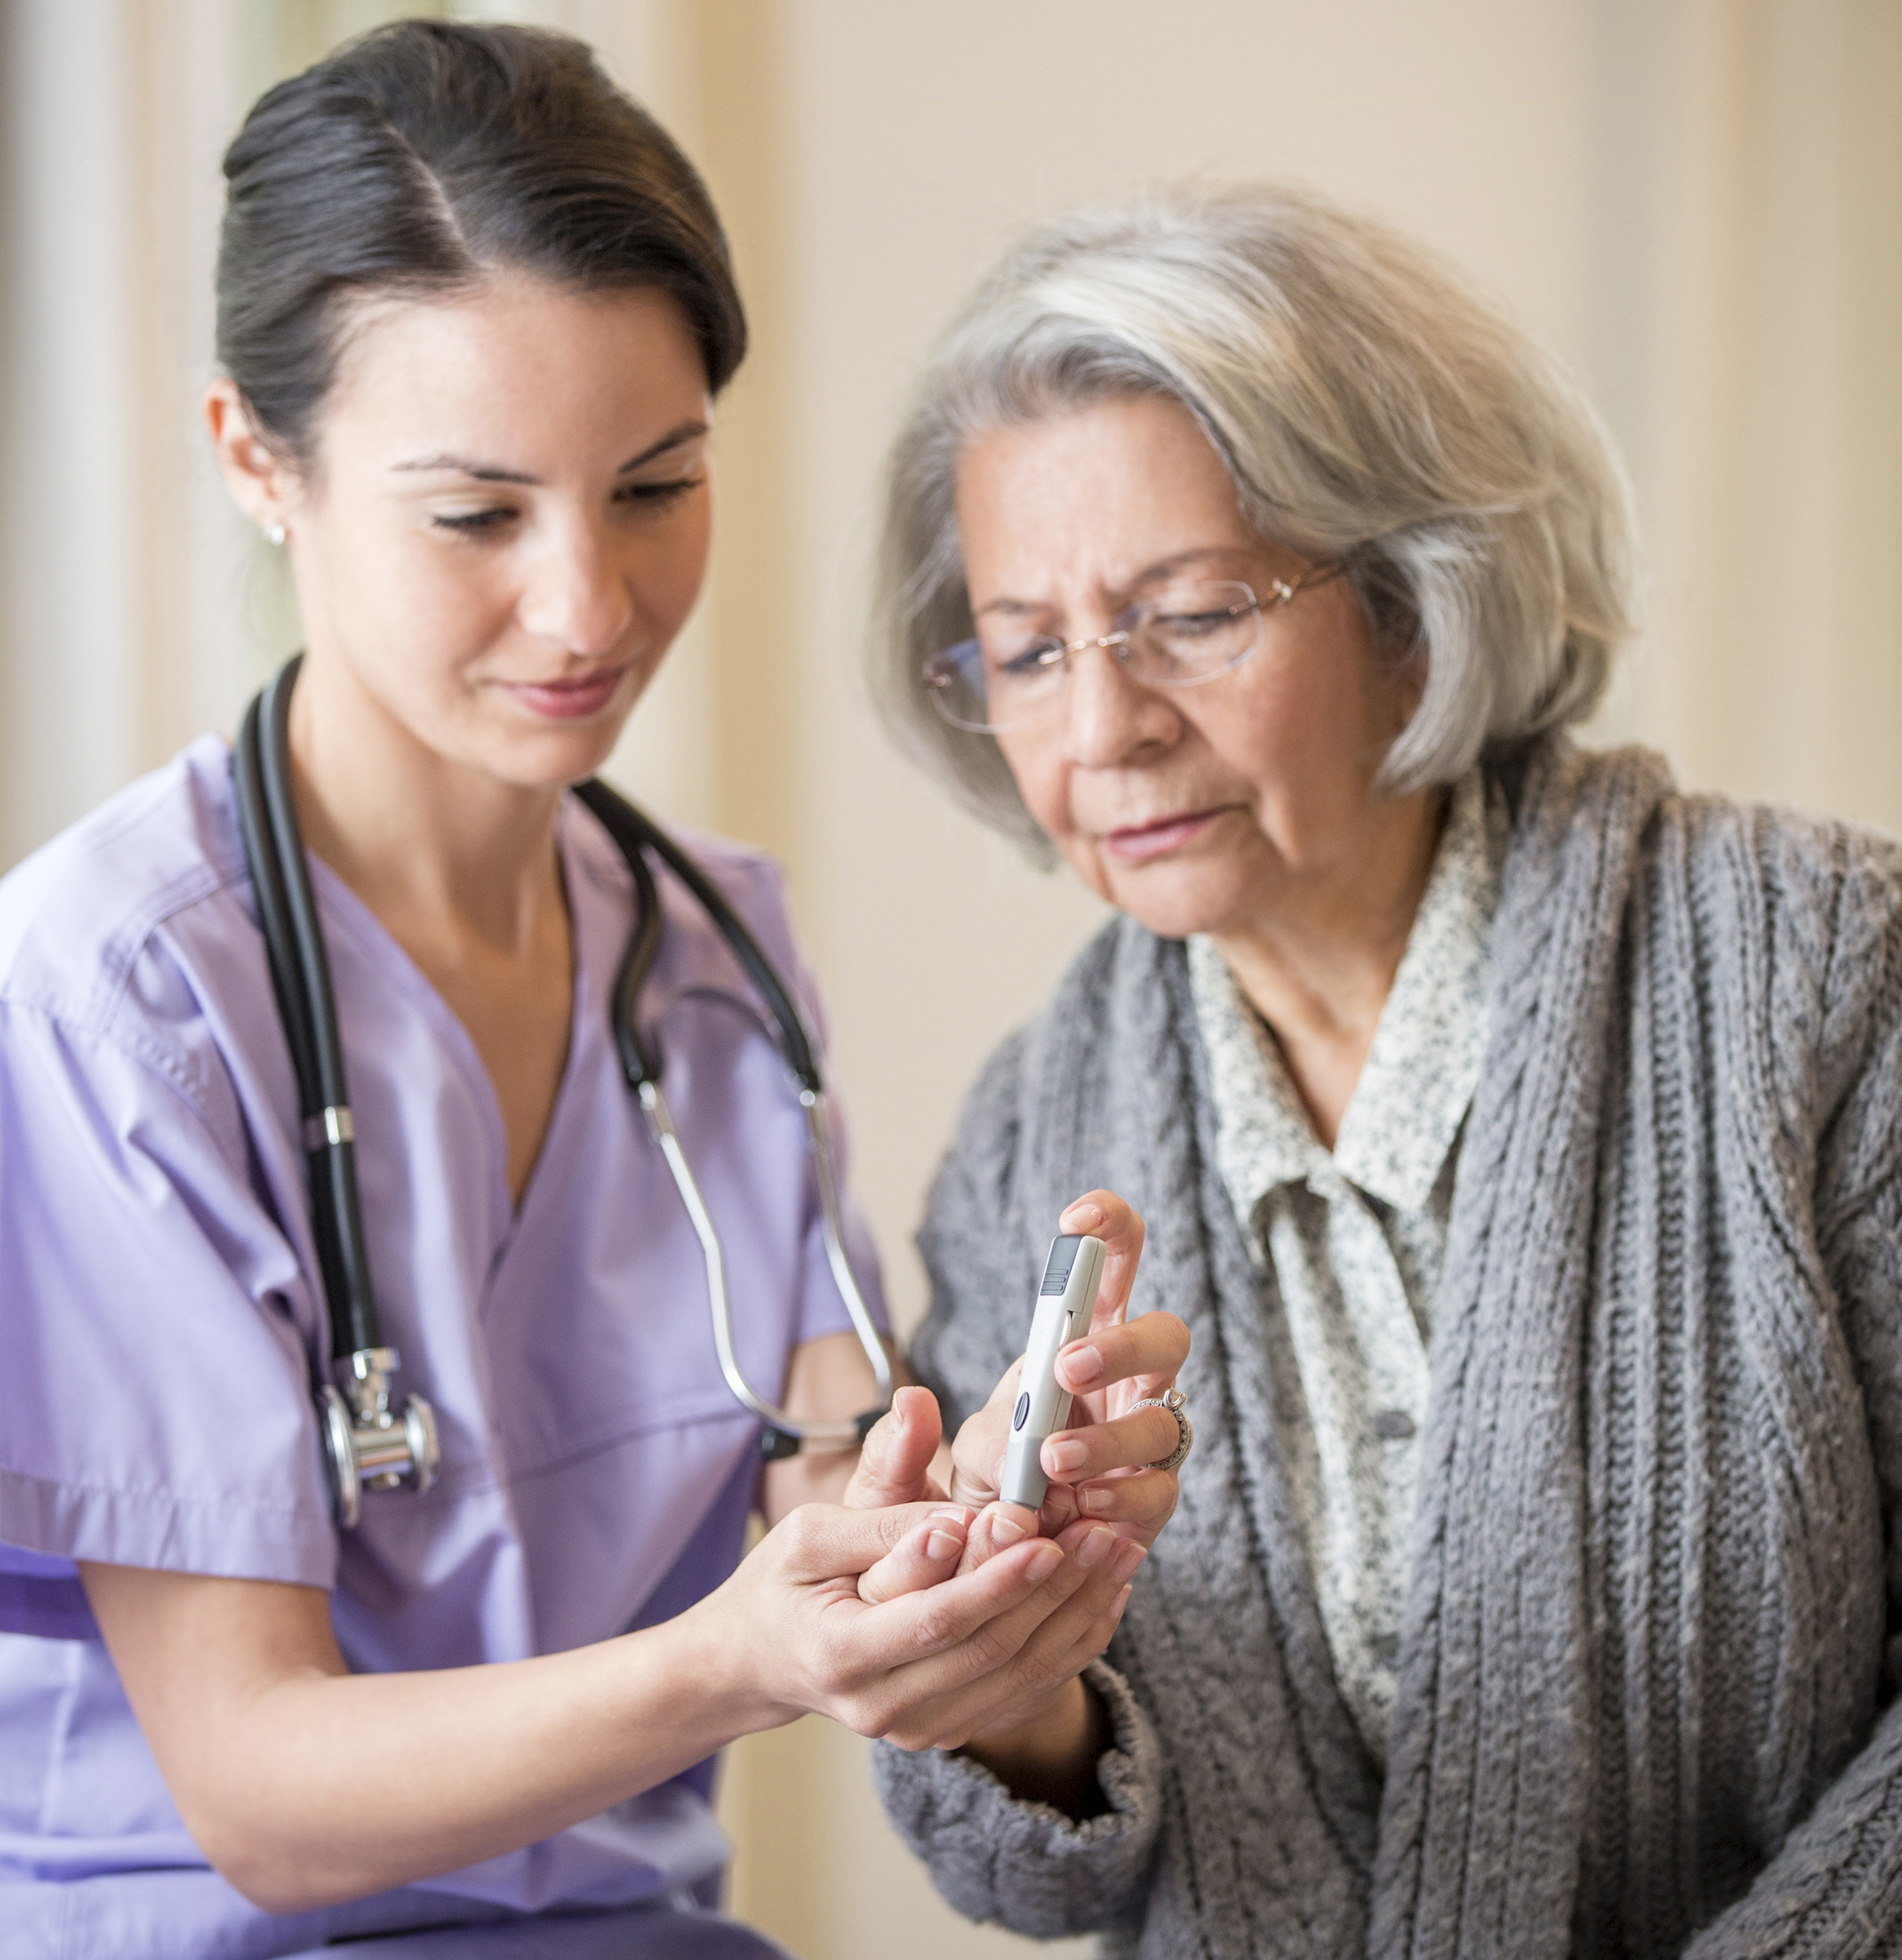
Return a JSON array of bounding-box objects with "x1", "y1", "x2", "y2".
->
[{"x1": 388, "y1": 420, "x2": 710, "y2": 484}]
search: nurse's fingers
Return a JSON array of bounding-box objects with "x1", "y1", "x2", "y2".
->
[
  {"x1": 856, "y1": 1506, "x2": 975, "y2": 1605},
  {"x1": 770, "y1": 1529, "x2": 1078, "y2": 1735},
  {"x1": 1057, "y1": 1190, "x2": 1145, "y2": 1329},
  {"x1": 772, "y1": 1498, "x2": 964, "y2": 1581},
  {"x1": 928, "y1": 1576, "x2": 1137, "y2": 1754},
  {"x1": 885, "y1": 1521, "x2": 1128, "y2": 1697},
  {"x1": 844, "y1": 1386, "x2": 946, "y2": 1511},
  {"x1": 877, "y1": 1526, "x2": 1145, "y2": 1750}
]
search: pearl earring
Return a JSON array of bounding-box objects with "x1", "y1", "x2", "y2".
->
[{"x1": 263, "y1": 521, "x2": 286, "y2": 547}]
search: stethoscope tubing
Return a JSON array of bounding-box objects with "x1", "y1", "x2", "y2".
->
[
  {"x1": 237, "y1": 657, "x2": 891, "y2": 1515},
  {"x1": 573, "y1": 781, "x2": 822, "y2": 1092},
  {"x1": 574, "y1": 777, "x2": 893, "y2": 1449},
  {"x1": 236, "y1": 658, "x2": 380, "y2": 1363}
]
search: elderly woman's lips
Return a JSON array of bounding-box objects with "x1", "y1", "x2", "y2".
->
[
  {"x1": 500, "y1": 667, "x2": 628, "y2": 720},
  {"x1": 1102, "y1": 810, "x2": 1221, "y2": 862}
]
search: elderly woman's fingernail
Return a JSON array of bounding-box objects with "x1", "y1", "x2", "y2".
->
[
  {"x1": 1066, "y1": 1202, "x2": 1106, "y2": 1230},
  {"x1": 1077, "y1": 1525, "x2": 1115, "y2": 1569},
  {"x1": 1044, "y1": 1438, "x2": 1088, "y2": 1476},
  {"x1": 926, "y1": 1528, "x2": 962, "y2": 1561},
  {"x1": 1026, "y1": 1542, "x2": 1063, "y2": 1583},
  {"x1": 1113, "y1": 1541, "x2": 1147, "y2": 1583},
  {"x1": 989, "y1": 1513, "x2": 1028, "y2": 1547},
  {"x1": 1080, "y1": 1486, "x2": 1115, "y2": 1515},
  {"x1": 1061, "y1": 1345, "x2": 1104, "y2": 1385},
  {"x1": 931, "y1": 1506, "x2": 972, "y2": 1527}
]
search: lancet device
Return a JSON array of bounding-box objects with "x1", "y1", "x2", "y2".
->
[{"x1": 1000, "y1": 1233, "x2": 1107, "y2": 1510}]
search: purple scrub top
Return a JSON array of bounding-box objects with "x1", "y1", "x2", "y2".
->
[{"x1": 0, "y1": 737, "x2": 885, "y2": 1958}]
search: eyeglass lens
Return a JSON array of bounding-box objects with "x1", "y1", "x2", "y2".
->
[{"x1": 924, "y1": 579, "x2": 1262, "y2": 733}]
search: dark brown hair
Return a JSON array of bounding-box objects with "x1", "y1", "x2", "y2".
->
[{"x1": 216, "y1": 19, "x2": 746, "y2": 463}]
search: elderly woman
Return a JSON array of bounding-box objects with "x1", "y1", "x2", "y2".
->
[{"x1": 866, "y1": 184, "x2": 1902, "y2": 1958}]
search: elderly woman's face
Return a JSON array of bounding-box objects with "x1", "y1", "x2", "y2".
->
[{"x1": 956, "y1": 396, "x2": 1422, "y2": 939}]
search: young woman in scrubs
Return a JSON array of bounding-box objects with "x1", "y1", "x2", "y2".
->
[{"x1": 0, "y1": 22, "x2": 1188, "y2": 1958}]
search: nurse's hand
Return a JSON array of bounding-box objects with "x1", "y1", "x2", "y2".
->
[
  {"x1": 706, "y1": 1497, "x2": 1141, "y2": 1755},
  {"x1": 952, "y1": 1191, "x2": 1186, "y2": 1564}
]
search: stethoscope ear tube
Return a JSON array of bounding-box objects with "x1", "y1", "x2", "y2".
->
[{"x1": 575, "y1": 783, "x2": 667, "y2": 1093}]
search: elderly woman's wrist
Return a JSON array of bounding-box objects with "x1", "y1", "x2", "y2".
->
[{"x1": 956, "y1": 1673, "x2": 1110, "y2": 1818}]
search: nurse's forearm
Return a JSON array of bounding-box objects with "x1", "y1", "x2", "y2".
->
[
  {"x1": 80, "y1": 1562, "x2": 767, "y2": 1915},
  {"x1": 80, "y1": 1501, "x2": 1117, "y2": 1915}
]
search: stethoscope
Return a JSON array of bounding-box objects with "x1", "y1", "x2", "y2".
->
[{"x1": 235, "y1": 656, "x2": 892, "y2": 1528}]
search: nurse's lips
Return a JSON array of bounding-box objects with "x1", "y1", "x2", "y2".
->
[
  {"x1": 1101, "y1": 809, "x2": 1223, "y2": 862},
  {"x1": 498, "y1": 665, "x2": 629, "y2": 720}
]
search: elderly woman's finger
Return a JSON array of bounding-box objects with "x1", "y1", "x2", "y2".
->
[
  {"x1": 953, "y1": 1498, "x2": 1043, "y2": 1575},
  {"x1": 857, "y1": 1505, "x2": 975, "y2": 1605},
  {"x1": 945, "y1": 1361, "x2": 1021, "y2": 1512},
  {"x1": 1054, "y1": 1309, "x2": 1189, "y2": 1401},
  {"x1": 1041, "y1": 1404, "x2": 1184, "y2": 1485},
  {"x1": 1057, "y1": 1190, "x2": 1145, "y2": 1328},
  {"x1": 1071, "y1": 1464, "x2": 1181, "y2": 1528}
]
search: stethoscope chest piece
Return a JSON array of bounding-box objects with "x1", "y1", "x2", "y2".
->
[{"x1": 319, "y1": 1349, "x2": 442, "y2": 1529}]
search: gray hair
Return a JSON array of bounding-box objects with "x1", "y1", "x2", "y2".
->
[{"x1": 869, "y1": 183, "x2": 1640, "y2": 853}]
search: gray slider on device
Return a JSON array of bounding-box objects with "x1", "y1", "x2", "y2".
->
[{"x1": 999, "y1": 1233, "x2": 1108, "y2": 1510}]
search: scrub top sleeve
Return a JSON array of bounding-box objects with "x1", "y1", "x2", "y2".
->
[{"x1": 0, "y1": 1003, "x2": 338, "y2": 1588}]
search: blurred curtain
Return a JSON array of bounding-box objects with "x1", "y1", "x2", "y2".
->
[{"x1": 1639, "y1": 0, "x2": 1902, "y2": 829}]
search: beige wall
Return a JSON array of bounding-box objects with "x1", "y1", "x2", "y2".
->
[{"x1": 3, "y1": 2, "x2": 1898, "y2": 1955}]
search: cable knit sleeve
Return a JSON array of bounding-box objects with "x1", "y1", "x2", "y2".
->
[
  {"x1": 1682, "y1": 825, "x2": 1902, "y2": 1958},
  {"x1": 873, "y1": 1023, "x2": 1166, "y2": 1938}
]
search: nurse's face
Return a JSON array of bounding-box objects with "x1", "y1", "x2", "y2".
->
[{"x1": 224, "y1": 276, "x2": 713, "y2": 791}]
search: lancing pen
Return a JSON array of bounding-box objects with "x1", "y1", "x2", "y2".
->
[{"x1": 999, "y1": 1233, "x2": 1107, "y2": 1510}]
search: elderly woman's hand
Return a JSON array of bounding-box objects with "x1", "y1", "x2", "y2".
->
[
  {"x1": 952, "y1": 1191, "x2": 1187, "y2": 1568},
  {"x1": 840, "y1": 1191, "x2": 1182, "y2": 1812},
  {"x1": 843, "y1": 1190, "x2": 1187, "y2": 1574}
]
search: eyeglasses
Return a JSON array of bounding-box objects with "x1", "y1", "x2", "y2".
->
[{"x1": 921, "y1": 566, "x2": 1342, "y2": 734}]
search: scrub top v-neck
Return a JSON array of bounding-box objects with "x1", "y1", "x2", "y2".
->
[{"x1": 0, "y1": 734, "x2": 886, "y2": 1958}]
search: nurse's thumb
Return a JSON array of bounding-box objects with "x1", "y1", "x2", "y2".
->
[{"x1": 844, "y1": 1385, "x2": 943, "y2": 1509}]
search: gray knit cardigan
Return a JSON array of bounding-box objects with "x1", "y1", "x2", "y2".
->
[{"x1": 874, "y1": 741, "x2": 1902, "y2": 1958}]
